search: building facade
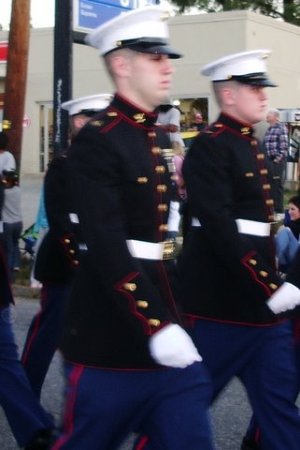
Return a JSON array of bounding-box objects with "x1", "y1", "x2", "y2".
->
[{"x1": 0, "y1": 10, "x2": 300, "y2": 174}]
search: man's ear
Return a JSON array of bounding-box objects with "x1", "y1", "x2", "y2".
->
[
  {"x1": 222, "y1": 85, "x2": 237, "y2": 107},
  {"x1": 110, "y1": 52, "x2": 131, "y2": 78}
]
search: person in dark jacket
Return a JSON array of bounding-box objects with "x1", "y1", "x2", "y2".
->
[
  {"x1": 21, "y1": 93, "x2": 112, "y2": 398},
  {"x1": 176, "y1": 50, "x2": 300, "y2": 450},
  {"x1": 51, "y1": 7, "x2": 214, "y2": 450},
  {"x1": 241, "y1": 196, "x2": 300, "y2": 449},
  {"x1": 0, "y1": 241, "x2": 54, "y2": 448}
]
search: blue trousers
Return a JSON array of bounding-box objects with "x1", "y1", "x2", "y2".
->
[
  {"x1": 191, "y1": 319, "x2": 300, "y2": 450},
  {"x1": 275, "y1": 227, "x2": 300, "y2": 271},
  {"x1": 3, "y1": 221, "x2": 22, "y2": 279},
  {"x1": 22, "y1": 282, "x2": 71, "y2": 398},
  {"x1": 0, "y1": 306, "x2": 53, "y2": 447},
  {"x1": 52, "y1": 361, "x2": 215, "y2": 450},
  {"x1": 244, "y1": 318, "x2": 300, "y2": 447}
]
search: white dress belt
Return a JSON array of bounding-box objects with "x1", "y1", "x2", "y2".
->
[
  {"x1": 191, "y1": 217, "x2": 271, "y2": 237},
  {"x1": 126, "y1": 239, "x2": 176, "y2": 260}
]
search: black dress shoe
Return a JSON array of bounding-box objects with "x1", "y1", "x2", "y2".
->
[
  {"x1": 24, "y1": 428, "x2": 55, "y2": 450},
  {"x1": 241, "y1": 436, "x2": 262, "y2": 450}
]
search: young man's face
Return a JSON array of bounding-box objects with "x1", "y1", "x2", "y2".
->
[
  {"x1": 226, "y1": 83, "x2": 268, "y2": 125},
  {"x1": 121, "y1": 51, "x2": 175, "y2": 111}
]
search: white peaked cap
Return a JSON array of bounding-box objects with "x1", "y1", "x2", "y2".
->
[
  {"x1": 85, "y1": 6, "x2": 181, "y2": 59},
  {"x1": 61, "y1": 93, "x2": 112, "y2": 116},
  {"x1": 201, "y1": 49, "x2": 277, "y2": 87}
]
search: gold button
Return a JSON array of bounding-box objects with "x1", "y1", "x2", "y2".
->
[
  {"x1": 269, "y1": 283, "x2": 278, "y2": 290},
  {"x1": 155, "y1": 165, "x2": 166, "y2": 174},
  {"x1": 148, "y1": 131, "x2": 156, "y2": 138},
  {"x1": 260, "y1": 169, "x2": 268, "y2": 175},
  {"x1": 157, "y1": 184, "x2": 167, "y2": 193},
  {"x1": 263, "y1": 184, "x2": 271, "y2": 190},
  {"x1": 123, "y1": 283, "x2": 137, "y2": 292},
  {"x1": 64, "y1": 238, "x2": 70, "y2": 244},
  {"x1": 74, "y1": 260, "x2": 79, "y2": 266},
  {"x1": 266, "y1": 199, "x2": 274, "y2": 205},
  {"x1": 152, "y1": 146, "x2": 161, "y2": 155},
  {"x1": 257, "y1": 153, "x2": 264, "y2": 159},
  {"x1": 259, "y1": 271, "x2": 268, "y2": 278},
  {"x1": 249, "y1": 259, "x2": 257, "y2": 266},
  {"x1": 148, "y1": 319, "x2": 161, "y2": 327},
  {"x1": 159, "y1": 224, "x2": 168, "y2": 232},
  {"x1": 215, "y1": 123, "x2": 223, "y2": 128},
  {"x1": 137, "y1": 300, "x2": 148, "y2": 309},
  {"x1": 69, "y1": 249, "x2": 75, "y2": 254},
  {"x1": 251, "y1": 140, "x2": 258, "y2": 146},
  {"x1": 245, "y1": 172, "x2": 254, "y2": 177},
  {"x1": 107, "y1": 112, "x2": 117, "y2": 117},
  {"x1": 158, "y1": 203, "x2": 168, "y2": 212},
  {"x1": 137, "y1": 177, "x2": 148, "y2": 184}
]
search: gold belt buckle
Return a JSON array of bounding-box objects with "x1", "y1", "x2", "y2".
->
[{"x1": 162, "y1": 240, "x2": 177, "y2": 260}]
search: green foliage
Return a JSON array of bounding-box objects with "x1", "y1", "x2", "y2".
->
[{"x1": 171, "y1": 0, "x2": 300, "y2": 26}]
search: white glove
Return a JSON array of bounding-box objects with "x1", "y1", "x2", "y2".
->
[
  {"x1": 149, "y1": 323, "x2": 202, "y2": 368},
  {"x1": 267, "y1": 282, "x2": 300, "y2": 314}
]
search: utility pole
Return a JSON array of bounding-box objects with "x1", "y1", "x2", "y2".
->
[
  {"x1": 3, "y1": 0, "x2": 31, "y2": 171},
  {"x1": 53, "y1": 0, "x2": 73, "y2": 156}
]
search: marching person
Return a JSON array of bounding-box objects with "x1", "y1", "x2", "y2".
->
[
  {"x1": 0, "y1": 242, "x2": 54, "y2": 448},
  {"x1": 241, "y1": 196, "x2": 300, "y2": 449},
  {"x1": 21, "y1": 94, "x2": 111, "y2": 398},
  {"x1": 51, "y1": 7, "x2": 214, "y2": 450},
  {"x1": 176, "y1": 50, "x2": 300, "y2": 450}
]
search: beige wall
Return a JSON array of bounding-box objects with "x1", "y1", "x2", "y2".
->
[{"x1": 0, "y1": 10, "x2": 300, "y2": 174}]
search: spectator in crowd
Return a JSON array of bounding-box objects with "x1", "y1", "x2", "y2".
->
[
  {"x1": 264, "y1": 108, "x2": 288, "y2": 215},
  {"x1": 190, "y1": 110, "x2": 206, "y2": 131},
  {"x1": 275, "y1": 195, "x2": 300, "y2": 273},
  {"x1": 0, "y1": 131, "x2": 16, "y2": 175},
  {"x1": 1, "y1": 170, "x2": 22, "y2": 281},
  {"x1": 157, "y1": 102, "x2": 185, "y2": 148}
]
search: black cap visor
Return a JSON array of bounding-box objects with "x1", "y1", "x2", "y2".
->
[
  {"x1": 231, "y1": 72, "x2": 277, "y2": 87},
  {"x1": 110, "y1": 37, "x2": 182, "y2": 59}
]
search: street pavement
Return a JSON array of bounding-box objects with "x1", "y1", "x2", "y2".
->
[{"x1": 0, "y1": 297, "x2": 254, "y2": 450}]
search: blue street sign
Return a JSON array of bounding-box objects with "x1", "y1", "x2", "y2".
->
[
  {"x1": 74, "y1": 0, "x2": 159, "y2": 32},
  {"x1": 75, "y1": 0, "x2": 135, "y2": 31}
]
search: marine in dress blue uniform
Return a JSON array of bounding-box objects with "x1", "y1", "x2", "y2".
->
[
  {"x1": 21, "y1": 94, "x2": 111, "y2": 398},
  {"x1": 51, "y1": 7, "x2": 214, "y2": 450},
  {"x1": 0, "y1": 242, "x2": 54, "y2": 448},
  {"x1": 242, "y1": 243, "x2": 300, "y2": 450},
  {"x1": 176, "y1": 50, "x2": 300, "y2": 450}
]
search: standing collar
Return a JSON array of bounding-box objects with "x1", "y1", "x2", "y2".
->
[
  {"x1": 110, "y1": 93, "x2": 158, "y2": 127},
  {"x1": 216, "y1": 112, "x2": 254, "y2": 137}
]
